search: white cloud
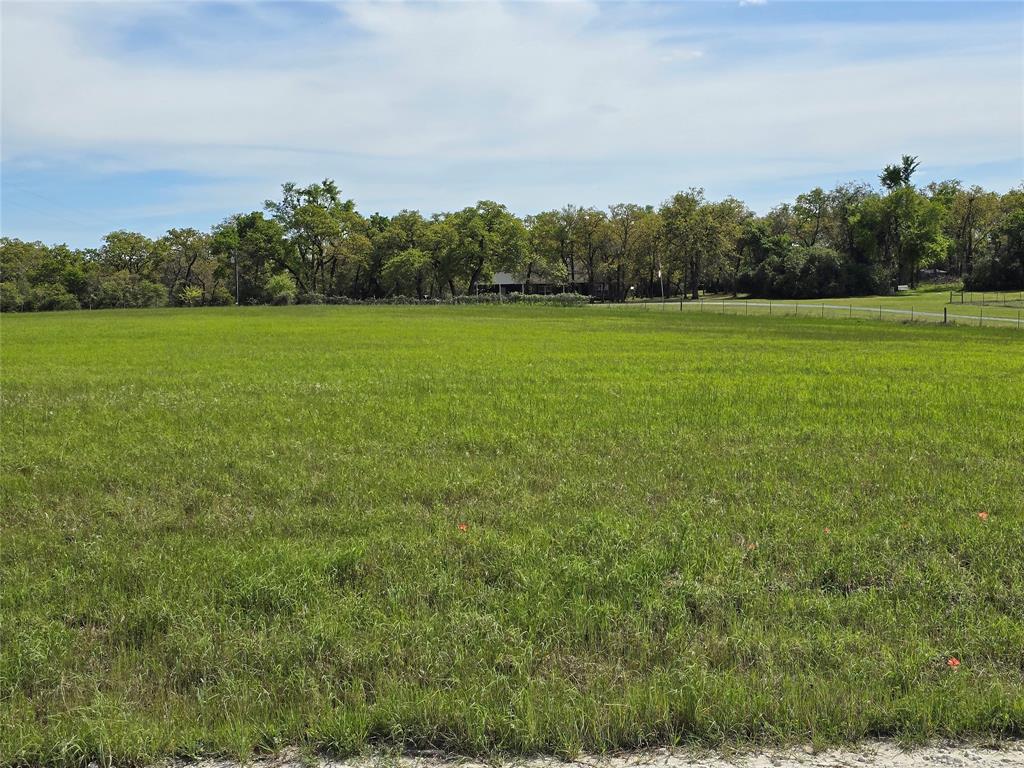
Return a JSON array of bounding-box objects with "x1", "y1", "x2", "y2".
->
[{"x1": 1, "y1": 0, "x2": 1021, "y2": 224}]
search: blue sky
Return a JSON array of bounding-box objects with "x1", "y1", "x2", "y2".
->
[{"x1": 2, "y1": 0, "x2": 1022, "y2": 248}]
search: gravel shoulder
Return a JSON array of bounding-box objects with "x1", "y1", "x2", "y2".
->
[{"x1": 181, "y1": 742, "x2": 1024, "y2": 768}]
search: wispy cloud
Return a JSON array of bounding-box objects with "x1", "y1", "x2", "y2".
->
[{"x1": 2, "y1": 0, "x2": 1021, "y2": 245}]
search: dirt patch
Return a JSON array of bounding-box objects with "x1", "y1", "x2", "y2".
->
[{"x1": 182, "y1": 741, "x2": 1024, "y2": 768}]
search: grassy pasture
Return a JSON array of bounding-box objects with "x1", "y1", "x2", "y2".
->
[
  {"x1": 2, "y1": 305, "x2": 1023, "y2": 766},
  {"x1": 624, "y1": 285, "x2": 1024, "y2": 326}
]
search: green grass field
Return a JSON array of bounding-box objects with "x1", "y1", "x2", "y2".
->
[{"x1": 2, "y1": 306, "x2": 1023, "y2": 766}]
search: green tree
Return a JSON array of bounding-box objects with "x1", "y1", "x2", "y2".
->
[
  {"x1": 212, "y1": 212, "x2": 288, "y2": 303},
  {"x1": 927, "y1": 181, "x2": 1000, "y2": 277},
  {"x1": 159, "y1": 228, "x2": 212, "y2": 303},
  {"x1": 880, "y1": 154, "x2": 920, "y2": 191},
  {"x1": 573, "y1": 207, "x2": 609, "y2": 296},
  {"x1": 380, "y1": 247, "x2": 432, "y2": 297},
  {"x1": 448, "y1": 201, "x2": 526, "y2": 294},
  {"x1": 98, "y1": 231, "x2": 162, "y2": 276},
  {"x1": 265, "y1": 180, "x2": 369, "y2": 295},
  {"x1": 606, "y1": 204, "x2": 649, "y2": 300},
  {"x1": 661, "y1": 189, "x2": 737, "y2": 299}
]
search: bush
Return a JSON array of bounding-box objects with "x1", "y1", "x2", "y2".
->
[
  {"x1": 29, "y1": 283, "x2": 80, "y2": 311},
  {"x1": 265, "y1": 272, "x2": 297, "y2": 305},
  {"x1": 297, "y1": 292, "x2": 326, "y2": 305},
  {"x1": 964, "y1": 254, "x2": 1024, "y2": 291},
  {"x1": 210, "y1": 287, "x2": 235, "y2": 306},
  {"x1": 319, "y1": 292, "x2": 588, "y2": 307},
  {"x1": 739, "y1": 245, "x2": 848, "y2": 299},
  {"x1": 136, "y1": 280, "x2": 169, "y2": 308},
  {"x1": 0, "y1": 281, "x2": 25, "y2": 311},
  {"x1": 96, "y1": 273, "x2": 168, "y2": 309},
  {"x1": 178, "y1": 285, "x2": 204, "y2": 307}
]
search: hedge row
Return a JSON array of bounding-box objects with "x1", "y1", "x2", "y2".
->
[{"x1": 292, "y1": 292, "x2": 591, "y2": 307}]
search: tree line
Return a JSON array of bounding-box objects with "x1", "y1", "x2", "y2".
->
[{"x1": 2, "y1": 157, "x2": 1022, "y2": 312}]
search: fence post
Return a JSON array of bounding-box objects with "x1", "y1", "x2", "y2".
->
[
  {"x1": 745, "y1": 299, "x2": 749, "y2": 315},
  {"x1": 700, "y1": 299, "x2": 703, "y2": 312},
  {"x1": 821, "y1": 303, "x2": 825, "y2": 317},
  {"x1": 944, "y1": 306, "x2": 947, "y2": 324},
  {"x1": 879, "y1": 305, "x2": 882, "y2": 320},
  {"x1": 769, "y1": 300, "x2": 772, "y2": 316},
  {"x1": 795, "y1": 302, "x2": 798, "y2": 316},
  {"x1": 979, "y1": 306, "x2": 983, "y2": 327},
  {"x1": 849, "y1": 304, "x2": 852, "y2": 318}
]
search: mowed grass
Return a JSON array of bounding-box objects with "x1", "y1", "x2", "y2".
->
[{"x1": 2, "y1": 306, "x2": 1023, "y2": 766}]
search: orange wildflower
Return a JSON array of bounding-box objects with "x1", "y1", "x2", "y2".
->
[
  {"x1": 978, "y1": 511, "x2": 989, "y2": 521},
  {"x1": 457, "y1": 522, "x2": 469, "y2": 532},
  {"x1": 947, "y1": 657, "x2": 961, "y2": 668}
]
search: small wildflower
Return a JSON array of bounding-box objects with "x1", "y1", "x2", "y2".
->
[
  {"x1": 746, "y1": 542, "x2": 758, "y2": 551},
  {"x1": 824, "y1": 527, "x2": 831, "y2": 535},
  {"x1": 947, "y1": 657, "x2": 961, "y2": 668},
  {"x1": 978, "y1": 511, "x2": 989, "y2": 521},
  {"x1": 457, "y1": 522, "x2": 469, "y2": 532}
]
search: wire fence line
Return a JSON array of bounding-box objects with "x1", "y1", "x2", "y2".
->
[
  {"x1": 950, "y1": 290, "x2": 1024, "y2": 308},
  {"x1": 600, "y1": 298, "x2": 1024, "y2": 329}
]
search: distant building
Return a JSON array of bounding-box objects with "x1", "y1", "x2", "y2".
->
[{"x1": 487, "y1": 270, "x2": 608, "y2": 297}]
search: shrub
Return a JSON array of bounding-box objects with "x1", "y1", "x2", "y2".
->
[
  {"x1": 97, "y1": 273, "x2": 167, "y2": 309},
  {"x1": 319, "y1": 293, "x2": 588, "y2": 307},
  {"x1": 265, "y1": 272, "x2": 297, "y2": 305},
  {"x1": 178, "y1": 285, "x2": 204, "y2": 307},
  {"x1": 965, "y1": 254, "x2": 1024, "y2": 291},
  {"x1": 210, "y1": 287, "x2": 234, "y2": 306},
  {"x1": 0, "y1": 281, "x2": 25, "y2": 311},
  {"x1": 135, "y1": 280, "x2": 168, "y2": 308},
  {"x1": 29, "y1": 283, "x2": 81, "y2": 311}
]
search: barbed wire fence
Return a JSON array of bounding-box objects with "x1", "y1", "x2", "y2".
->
[
  {"x1": 950, "y1": 290, "x2": 1024, "y2": 308},
  {"x1": 616, "y1": 297, "x2": 1024, "y2": 329}
]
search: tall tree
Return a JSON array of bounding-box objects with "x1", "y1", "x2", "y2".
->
[
  {"x1": 880, "y1": 154, "x2": 920, "y2": 190},
  {"x1": 265, "y1": 180, "x2": 369, "y2": 295},
  {"x1": 573, "y1": 207, "x2": 609, "y2": 296},
  {"x1": 158, "y1": 228, "x2": 211, "y2": 303},
  {"x1": 211, "y1": 212, "x2": 288, "y2": 303},
  {"x1": 98, "y1": 231, "x2": 161, "y2": 276},
  {"x1": 448, "y1": 201, "x2": 526, "y2": 293}
]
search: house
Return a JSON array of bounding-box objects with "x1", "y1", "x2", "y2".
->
[{"x1": 487, "y1": 270, "x2": 608, "y2": 297}]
